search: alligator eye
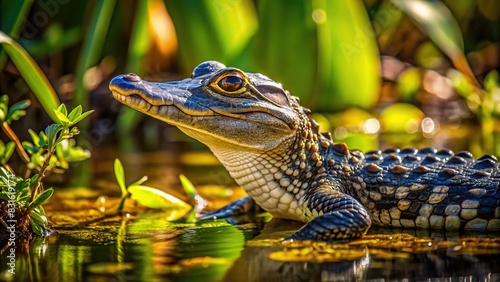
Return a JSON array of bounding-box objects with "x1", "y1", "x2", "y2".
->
[{"x1": 218, "y1": 75, "x2": 244, "y2": 92}]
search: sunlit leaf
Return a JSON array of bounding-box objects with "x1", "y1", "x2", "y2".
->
[
  {"x1": 67, "y1": 105, "x2": 83, "y2": 122},
  {"x1": 56, "y1": 103, "x2": 68, "y2": 116},
  {"x1": 29, "y1": 188, "x2": 54, "y2": 210},
  {"x1": 0, "y1": 31, "x2": 60, "y2": 121},
  {"x1": 70, "y1": 110, "x2": 94, "y2": 125},
  {"x1": 392, "y1": 0, "x2": 479, "y2": 87},
  {"x1": 313, "y1": 0, "x2": 380, "y2": 111},
  {"x1": 54, "y1": 109, "x2": 70, "y2": 125},
  {"x1": 114, "y1": 159, "x2": 127, "y2": 196},
  {"x1": 179, "y1": 174, "x2": 197, "y2": 201},
  {"x1": 128, "y1": 185, "x2": 191, "y2": 210}
]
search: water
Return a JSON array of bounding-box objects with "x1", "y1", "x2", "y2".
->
[{"x1": 1, "y1": 126, "x2": 500, "y2": 281}]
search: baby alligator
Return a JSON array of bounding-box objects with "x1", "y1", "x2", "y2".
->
[{"x1": 110, "y1": 61, "x2": 500, "y2": 241}]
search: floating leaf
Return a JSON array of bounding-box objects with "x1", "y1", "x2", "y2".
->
[{"x1": 128, "y1": 185, "x2": 191, "y2": 210}]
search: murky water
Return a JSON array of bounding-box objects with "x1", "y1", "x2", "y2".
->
[{"x1": 1, "y1": 125, "x2": 500, "y2": 281}]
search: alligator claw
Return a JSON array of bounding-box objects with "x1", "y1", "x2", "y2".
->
[{"x1": 198, "y1": 196, "x2": 255, "y2": 221}]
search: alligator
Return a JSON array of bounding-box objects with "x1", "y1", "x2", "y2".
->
[{"x1": 110, "y1": 61, "x2": 500, "y2": 241}]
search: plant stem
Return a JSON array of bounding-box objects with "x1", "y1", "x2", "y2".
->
[
  {"x1": 1, "y1": 122, "x2": 30, "y2": 163},
  {"x1": 30, "y1": 150, "x2": 54, "y2": 203}
]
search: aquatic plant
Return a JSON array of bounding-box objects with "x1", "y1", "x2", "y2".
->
[{"x1": 0, "y1": 99, "x2": 92, "y2": 237}]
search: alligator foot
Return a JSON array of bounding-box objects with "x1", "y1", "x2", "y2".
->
[
  {"x1": 198, "y1": 196, "x2": 255, "y2": 221},
  {"x1": 286, "y1": 209, "x2": 371, "y2": 241}
]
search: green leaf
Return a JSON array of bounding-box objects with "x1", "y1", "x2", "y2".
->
[
  {"x1": 67, "y1": 105, "x2": 83, "y2": 122},
  {"x1": 128, "y1": 185, "x2": 191, "y2": 210},
  {"x1": 0, "y1": 31, "x2": 61, "y2": 121},
  {"x1": 44, "y1": 124, "x2": 63, "y2": 149},
  {"x1": 5, "y1": 99, "x2": 30, "y2": 122},
  {"x1": 56, "y1": 103, "x2": 68, "y2": 116},
  {"x1": 54, "y1": 108, "x2": 70, "y2": 125},
  {"x1": 22, "y1": 141, "x2": 37, "y2": 154},
  {"x1": 114, "y1": 159, "x2": 127, "y2": 196},
  {"x1": 69, "y1": 109, "x2": 94, "y2": 125},
  {"x1": 38, "y1": 131, "x2": 47, "y2": 149},
  {"x1": 0, "y1": 141, "x2": 15, "y2": 164},
  {"x1": 312, "y1": 0, "x2": 380, "y2": 111},
  {"x1": 28, "y1": 128, "x2": 40, "y2": 147},
  {"x1": 29, "y1": 211, "x2": 48, "y2": 236},
  {"x1": 179, "y1": 174, "x2": 198, "y2": 201},
  {"x1": 28, "y1": 188, "x2": 54, "y2": 210}
]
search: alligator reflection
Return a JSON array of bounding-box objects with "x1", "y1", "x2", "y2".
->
[
  {"x1": 221, "y1": 219, "x2": 500, "y2": 281},
  {"x1": 0, "y1": 215, "x2": 499, "y2": 281}
]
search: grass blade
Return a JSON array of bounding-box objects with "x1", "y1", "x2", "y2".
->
[{"x1": 72, "y1": 0, "x2": 116, "y2": 114}]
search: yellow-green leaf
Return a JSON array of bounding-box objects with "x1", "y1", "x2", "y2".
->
[
  {"x1": 128, "y1": 185, "x2": 191, "y2": 210},
  {"x1": 113, "y1": 159, "x2": 127, "y2": 196}
]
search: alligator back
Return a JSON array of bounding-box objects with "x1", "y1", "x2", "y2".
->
[{"x1": 346, "y1": 147, "x2": 500, "y2": 230}]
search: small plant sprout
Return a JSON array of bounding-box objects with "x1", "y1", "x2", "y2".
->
[{"x1": 113, "y1": 159, "x2": 192, "y2": 214}]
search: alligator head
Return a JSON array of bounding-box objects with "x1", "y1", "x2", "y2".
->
[{"x1": 109, "y1": 61, "x2": 306, "y2": 152}]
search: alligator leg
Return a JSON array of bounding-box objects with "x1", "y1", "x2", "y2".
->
[
  {"x1": 198, "y1": 196, "x2": 256, "y2": 220},
  {"x1": 287, "y1": 188, "x2": 372, "y2": 241}
]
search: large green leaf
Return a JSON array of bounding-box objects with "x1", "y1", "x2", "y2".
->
[
  {"x1": 165, "y1": 0, "x2": 258, "y2": 72},
  {"x1": 251, "y1": 0, "x2": 317, "y2": 103},
  {"x1": 313, "y1": 0, "x2": 380, "y2": 111},
  {"x1": 0, "y1": 31, "x2": 60, "y2": 121}
]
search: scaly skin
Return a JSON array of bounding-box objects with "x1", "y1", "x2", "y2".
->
[{"x1": 110, "y1": 61, "x2": 500, "y2": 241}]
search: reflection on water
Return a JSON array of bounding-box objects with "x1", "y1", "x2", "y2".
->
[
  {"x1": 2, "y1": 127, "x2": 500, "y2": 281},
  {"x1": 1, "y1": 214, "x2": 499, "y2": 281}
]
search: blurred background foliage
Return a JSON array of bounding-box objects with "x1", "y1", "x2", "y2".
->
[{"x1": 0, "y1": 0, "x2": 499, "y2": 152}]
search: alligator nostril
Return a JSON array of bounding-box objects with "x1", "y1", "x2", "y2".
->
[{"x1": 123, "y1": 73, "x2": 141, "y2": 82}]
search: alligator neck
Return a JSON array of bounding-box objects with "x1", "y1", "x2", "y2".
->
[{"x1": 207, "y1": 118, "x2": 351, "y2": 221}]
